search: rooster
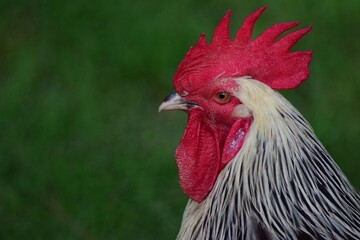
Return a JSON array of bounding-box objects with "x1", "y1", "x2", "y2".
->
[{"x1": 159, "y1": 6, "x2": 360, "y2": 240}]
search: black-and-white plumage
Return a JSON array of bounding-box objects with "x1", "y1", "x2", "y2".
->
[{"x1": 177, "y1": 78, "x2": 360, "y2": 240}]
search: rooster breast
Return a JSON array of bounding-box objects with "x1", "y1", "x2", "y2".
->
[{"x1": 177, "y1": 77, "x2": 360, "y2": 240}]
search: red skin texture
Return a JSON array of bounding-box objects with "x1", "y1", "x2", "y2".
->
[
  {"x1": 174, "y1": 6, "x2": 311, "y2": 93},
  {"x1": 175, "y1": 80, "x2": 252, "y2": 202}
]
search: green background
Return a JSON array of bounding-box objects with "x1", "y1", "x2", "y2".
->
[{"x1": 0, "y1": 0, "x2": 359, "y2": 239}]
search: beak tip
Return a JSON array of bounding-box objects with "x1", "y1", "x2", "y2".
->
[{"x1": 158, "y1": 101, "x2": 167, "y2": 112}]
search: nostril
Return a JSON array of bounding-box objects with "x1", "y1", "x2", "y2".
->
[{"x1": 181, "y1": 91, "x2": 189, "y2": 97}]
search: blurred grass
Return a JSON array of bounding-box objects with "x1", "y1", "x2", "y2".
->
[{"x1": 0, "y1": 0, "x2": 358, "y2": 239}]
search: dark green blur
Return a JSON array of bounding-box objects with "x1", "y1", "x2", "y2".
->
[{"x1": 0, "y1": 0, "x2": 359, "y2": 239}]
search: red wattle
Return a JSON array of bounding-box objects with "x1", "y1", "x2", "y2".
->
[
  {"x1": 175, "y1": 111, "x2": 252, "y2": 202},
  {"x1": 175, "y1": 111, "x2": 220, "y2": 202}
]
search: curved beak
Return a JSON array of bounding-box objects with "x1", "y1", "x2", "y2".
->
[
  {"x1": 158, "y1": 93, "x2": 187, "y2": 112},
  {"x1": 159, "y1": 92, "x2": 200, "y2": 112}
]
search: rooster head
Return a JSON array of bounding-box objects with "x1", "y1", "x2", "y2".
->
[{"x1": 159, "y1": 6, "x2": 312, "y2": 202}]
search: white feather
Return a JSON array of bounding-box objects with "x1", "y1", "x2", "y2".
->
[{"x1": 177, "y1": 77, "x2": 360, "y2": 240}]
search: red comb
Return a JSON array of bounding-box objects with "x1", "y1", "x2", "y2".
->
[{"x1": 173, "y1": 6, "x2": 312, "y2": 92}]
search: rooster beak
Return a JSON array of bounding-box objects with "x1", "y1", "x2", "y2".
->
[
  {"x1": 158, "y1": 92, "x2": 188, "y2": 112},
  {"x1": 159, "y1": 92, "x2": 201, "y2": 112}
]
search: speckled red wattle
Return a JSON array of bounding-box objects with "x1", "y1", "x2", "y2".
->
[{"x1": 175, "y1": 111, "x2": 252, "y2": 202}]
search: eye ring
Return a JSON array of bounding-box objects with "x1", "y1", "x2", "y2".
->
[{"x1": 215, "y1": 92, "x2": 230, "y2": 104}]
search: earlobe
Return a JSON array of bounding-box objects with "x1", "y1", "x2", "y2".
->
[{"x1": 221, "y1": 117, "x2": 252, "y2": 168}]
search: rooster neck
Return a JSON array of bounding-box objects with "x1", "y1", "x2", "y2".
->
[{"x1": 177, "y1": 77, "x2": 360, "y2": 240}]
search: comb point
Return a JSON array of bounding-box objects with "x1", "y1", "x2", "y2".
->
[
  {"x1": 211, "y1": 10, "x2": 232, "y2": 45},
  {"x1": 195, "y1": 33, "x2": 207, "y2": 47},
  {"x1": 234, "y1": 6, "x2": 267, "y2": 45},
  {"x1": 275, "y1": 26, "x2": 312, "y2": 51}
]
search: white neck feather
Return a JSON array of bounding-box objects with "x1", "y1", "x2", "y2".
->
[{"x1": 177, "y1": 77, "x2": 359, "y2": 240}]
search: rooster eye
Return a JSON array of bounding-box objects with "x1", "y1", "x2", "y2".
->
[{"x1": 215, "y1": 92, "x2": 230, "y2": 104}]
